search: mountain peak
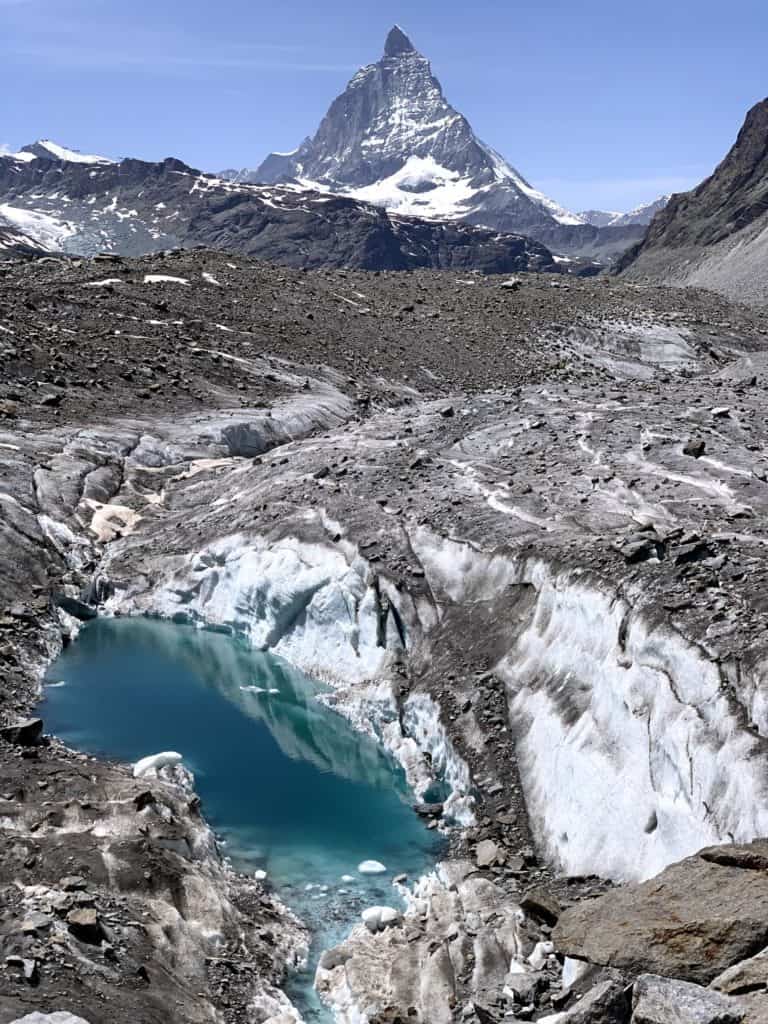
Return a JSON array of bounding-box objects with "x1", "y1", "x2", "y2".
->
[
  {"x1": 384, "y1": 25, "x2": 416, "y2": 58},
  {"x1": 21, "y1": 139, "x2": 113, "y2": 165}
]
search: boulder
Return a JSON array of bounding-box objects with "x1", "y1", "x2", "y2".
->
[
  {"x1": 549, "y1": 979, "x2": 631, "y2": 1022},
  {"x1": 67, "y1": 907, "x2": 105, "y2": 944},
  {"x1": 554, "y1": 843, "x2": 768, "y2": 985},
  {"x1": 53, "y1": 593, "x2": 98, "y2": 621},
  {"x1": 632, "y1": 973, "x2": 744, "y2": 1023},
  {"x1": 522, "y1": 886, "x2": 562, "y2": 926},
  {"x1": 414, "y1": 801, "x2": 444, "y2": 818},
  {"x1": 683, "y1": 438, "x2": 706, "y2": 458},
  {"x1": 475, "y1": 839, "x2": 501, "y2": 868},
  {"x1": 1, "y1": 717, "x2": 43, "y2": 746},
  {"x1": 711, "y1": 948, "x2": 768, "y2": 996}
]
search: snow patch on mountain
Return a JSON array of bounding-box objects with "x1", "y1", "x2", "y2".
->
[
  {"x1": 0, "y1": 203, "x2": 75, "y2": 250},
  {"x1": 580, "y1": 196, "x2": 670, "y2": 228},
  {"x1": 22, "y1": 140, "x2": 114, "y2": 165}
]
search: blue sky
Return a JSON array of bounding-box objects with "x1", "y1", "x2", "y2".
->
[{"x1": 1, "y1": 0, "x2": 766, "y2": 212}]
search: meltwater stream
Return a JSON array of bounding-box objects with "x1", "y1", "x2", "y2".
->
[{"x1": 42, "y1": 617, "x2": 445, "y2": 1022}]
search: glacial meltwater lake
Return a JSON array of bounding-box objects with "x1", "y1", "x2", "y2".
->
[{"x1": 42, "y1": 617, "x2": 444, "y2": 1021}]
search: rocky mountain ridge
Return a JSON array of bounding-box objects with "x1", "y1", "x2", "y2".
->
[
  {"x1": 619, "y1": 97, "x2": 768, "y2": 305},
  {"x1": 0, "y1": 148, "x2": 561, "y2": 273}
]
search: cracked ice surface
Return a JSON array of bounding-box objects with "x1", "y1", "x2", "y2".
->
[{"x1": 414, "y1": 529, "x2": 768, "y2": 881}]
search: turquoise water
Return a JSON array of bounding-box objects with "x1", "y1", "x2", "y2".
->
[{"x1": 42, "y1": 617, "x2": 444, "y2": 1021}]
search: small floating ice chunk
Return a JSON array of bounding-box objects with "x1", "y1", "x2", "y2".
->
[
  {"x1": 253, "y1": 869, "x2": 267, "y2": 882},
  {"x1": 46, "y1": 680, "x2": 66, "y2": 688},
  {"x1": 358, "y1": 860, "x2": 387, "y2": 875},
  {"x1": 133, "y1": 751, "x2": 183, "y2": 778},
  {"x1": 340, "y1": 874, "x2": 355, "y2": 883}
]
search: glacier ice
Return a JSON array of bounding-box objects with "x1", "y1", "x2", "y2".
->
[{"x1": 133, "y1": 751, "x2": 183, "y2": 779}]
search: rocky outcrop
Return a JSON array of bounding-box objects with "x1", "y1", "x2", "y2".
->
[
  {"x1": 618, "y1": 98, "x2": 768, "y2": 305},
  {"x1": 632, "y1": 974, "x2": 744, "y2": 1024},
  {"x1": 553, "y1": 843, "x2": 768, "y2": 986}
]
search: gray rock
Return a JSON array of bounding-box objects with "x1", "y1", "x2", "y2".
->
[
  {"x1": 521, "y1": 886, "x2": 562, "y2": 926},
  {"x1": 475, "y1": 839, "x2": 501, "y2": 868},
  {"x1": 503, "y1": 970, "x2": 546, "y2": 1005},
  {"x1": 1, "y1": 717, "x2": 43, "y2": 746},
  {"x1": 683, "y1": 438, "x2": 706, "y2": 457},
  {"x1": 632, "y1": 973, "x2": 744, "y2": 1023},
  {"x1": 5, "y1": 955, "x2": 39, "y2": 984},
  {"x1": 66, "y1": 907, "x2": 105, "y2": 944},
  {"x1": 21, "y1": 911, "x2": 53, "y2": 934},
  {"x1": 554, "y1": 843, "x2": 768, "y2": 985},
  {"x1": 557, "y1": 979, "x2": 631, "y2": 1022},
  {"x1": 53, "y1": 593, "x2": 98, "y2": 621},
  {"x1": 711, "y1": 948, "x2": 768, "y2": 996}
]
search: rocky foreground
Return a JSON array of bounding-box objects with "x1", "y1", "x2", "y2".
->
[{"x1": 2, "y1": 250, "x2": 768, "y2": 1024}]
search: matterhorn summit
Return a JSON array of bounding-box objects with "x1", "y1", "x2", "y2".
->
[{"x1": 228, "y1": 27, "x2": 583, "y2": 235}]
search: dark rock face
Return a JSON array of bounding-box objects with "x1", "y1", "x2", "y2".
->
[
  {"x1": 557, "y1": 979, "x2": 632, "y2": 1023},
  {"x1": 384, "y1": 24, "x2": 416, "y2": 58},
  {"x1": 554, "y1": 842, "x2": 768, "y2": 986},
  {"x1": 618, "y1": 98, "x2": 768, "y2": 304},
  {"x1": 0, "y1": 150, "x2": 556, "y2": 272}
]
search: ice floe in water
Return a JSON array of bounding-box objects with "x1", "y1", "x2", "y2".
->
[
  {"x1": 358, "y1": 860, "x2": 387, "y2": 875},
  {"x1": 133, "y1": 751, "x2": 183, "y2": 778}
]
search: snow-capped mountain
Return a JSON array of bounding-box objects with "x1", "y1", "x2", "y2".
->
[
  {"x1": 226, "y1": 26, "x2": 585, "y2": 236},
  {"x1": 0, "y1": 140, "x2": 562, "y2": 273},
  {"x1": 19, "y1": 139, "x2": 114, "y2": 165},
  {"x1": 580, "y1": 196, "x2": 670, "y2": 228}
]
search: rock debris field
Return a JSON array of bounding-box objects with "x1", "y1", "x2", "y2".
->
[{"x1": 2, "y1": 248, "x2": 768, "y2": 1024}]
